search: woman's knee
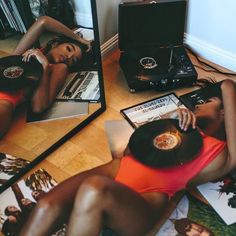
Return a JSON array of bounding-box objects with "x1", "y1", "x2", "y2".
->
[
  {"x1": 34, "y1": 196, "x2": 61, "y2": 220},
  {"x1": 74, "y1": 176, "x2": 113, "y2": 209},
  {"x1": 80, "y1": 175, "x2": 112, "y2": 195}
]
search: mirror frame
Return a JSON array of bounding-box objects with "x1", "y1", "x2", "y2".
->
[{"x1": 0, "y1": 0, "x2": 106, "y2": 193}]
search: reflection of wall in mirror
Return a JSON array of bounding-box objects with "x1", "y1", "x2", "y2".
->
[
  {"x1": 96, "y1": 0, "x2": 120, "y2": 44},
  {"x1": 71, "y1": 0, "x2": 93, "y2": 28}
]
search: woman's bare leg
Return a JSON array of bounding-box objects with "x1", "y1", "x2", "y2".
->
[
  {"x1": 0, "y1": 100, "x2": 14, "y2": 138},
  {"x1": 67, "y1": 175, "x2": 168, "y2": 236},
  {"x1": 19, "y1": 160, "x2": 120, "y2": 236}
]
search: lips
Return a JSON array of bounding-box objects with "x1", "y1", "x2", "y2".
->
[{"x1": 59, "y1": 55, "x2": 66, "y2": 62}]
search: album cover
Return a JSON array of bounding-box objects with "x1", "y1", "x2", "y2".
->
[
  {"x1": 56, "y1": 71, "x2": 100, "y2": 103},
  {"x1": 73, "y1": 27, "x2": 94, "y2": 41},
  {"x1": 120, "y1": 93, "x2": 186, "y2": 128},
  {"x1": 156, "y1": 194, "x2": 236, "y2": 236},
  {"x1": 0, "y1": 152, "x2": 30, "y2": 186},
  {"x1": 26, "y1": 101, "x2": 88, "y2": 123},
  {"x1": 179, "y1": 81, "x2": 222, "y2": 111},
  {"x1": 0, "y1": 168, "x2": 68, "y2": 236},
  {"x1": 197, "y1": 176, "x2": 236, "y2": 225}
]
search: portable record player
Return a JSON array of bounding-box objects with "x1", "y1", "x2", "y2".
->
[{"x1": 119, "y1": 0, "x2": 198, "y2": 92}]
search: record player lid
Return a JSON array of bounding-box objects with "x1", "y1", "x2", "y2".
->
[{"x1": 119, "y1": 0, "x2": 186, "y2": 51}]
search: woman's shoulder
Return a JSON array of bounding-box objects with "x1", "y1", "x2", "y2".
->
[{"x1": 50, "y1": 63, "x2": 68, "y2": 72}]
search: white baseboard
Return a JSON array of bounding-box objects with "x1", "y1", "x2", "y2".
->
[
  {"x1": 184, "y1": 33, "x2": 236, "y2": 72},
  {"x1": 101, "y1": 34, "x2": 119, "y2": 59}
]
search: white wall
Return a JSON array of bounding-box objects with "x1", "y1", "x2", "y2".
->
[
  {"x1": 71, "y1": 0, "x2": 119, "y2": 44},
  {"x1": 71, "y1": 0, "x2": 93, "y2": 28},
  {"x1": 96, "y1": 0, "x2": 120, "y2": 43},
  {"x1": 185, "y1": 0, "x2": 236, "y2": 72}
]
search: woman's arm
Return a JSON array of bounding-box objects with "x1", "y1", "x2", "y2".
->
[
  {"x1": 220, "y1": 79, "x2": 236, "y2": 171},
  {"x1": 30, "y1": 62, "x2": 68, "y2": 113},
  {"x1": 188, "y1": 79, "x2": 236, "y2": 187},
  {"x1": 13, "y1": 16, "x2": 91, "y2": 55}
]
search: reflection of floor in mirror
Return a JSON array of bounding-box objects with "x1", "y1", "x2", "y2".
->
[{"x1": 2, "y1": 49, "x2": 236, "y2": 236}]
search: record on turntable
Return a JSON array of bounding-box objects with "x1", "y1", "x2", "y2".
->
[
  {"x1": 128, "y1": 119, "x2": 203, "y2": 168},
  {"x1": 0, "y1": 55, "x2": 43, "y2": 90}
]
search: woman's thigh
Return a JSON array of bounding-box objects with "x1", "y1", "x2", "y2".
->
[
  {"x1": 0, "y1": 100, "x2": 14, "y2": 137},
  {"x1": 76, "y1": 175, "x2": 168, "y2": 236}
]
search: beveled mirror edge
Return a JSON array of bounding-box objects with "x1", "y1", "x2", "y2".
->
[{"x1": 0, "y1": 0, "x2": 106, "y2": 193}]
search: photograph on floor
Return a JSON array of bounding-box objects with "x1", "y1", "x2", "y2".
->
[{"x1": 0, "y1": 169, "x2": 58, "y2": 236}]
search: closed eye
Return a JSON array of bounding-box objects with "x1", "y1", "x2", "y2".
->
[
  {"x1": 66, "y1": 46, "x2": 72, "y2": 52},
  {"x1": 205, "y1": 97, "x2": 218, "y2": 103}
]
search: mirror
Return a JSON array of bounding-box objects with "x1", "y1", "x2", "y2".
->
[{"x1": 0, "y1": 0, "x2": 105, "y2": 193}]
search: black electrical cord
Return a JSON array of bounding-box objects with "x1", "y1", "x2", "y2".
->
[{"x1": 184, "y1": 44, "x2": 236, "y2": 76}]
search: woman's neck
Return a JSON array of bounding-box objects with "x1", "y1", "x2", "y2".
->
[{"x1": 198, "y1": 118, "x2": 225, "y2": 140}]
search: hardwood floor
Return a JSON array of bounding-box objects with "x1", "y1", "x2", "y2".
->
[{"x1": 1, "y1": 48, "x2": 236, "y2": 235}]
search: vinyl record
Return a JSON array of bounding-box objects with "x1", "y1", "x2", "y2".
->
[
  {"x1": 0, "y1": 55, "x2": 43, "y2": 90},
  {"x1": 128, "y1": 119, "x2": 203, "y2": 168}
]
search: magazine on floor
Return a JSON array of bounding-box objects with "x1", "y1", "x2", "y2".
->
[
  {"x1": 156, "y1": 194, "x2": 236, "y2": 236},
  {"x1": 120, "y1": 93, "x2": 186, "y2": 129},
  {"x1": 0, "y1": 153, "x2": 30, "y2": 186},
  {"x1": 56, "y1": 71, "x2": 100, "y2": 103},
  {"x1": 0, "y1": 168, "x2": 69, "y2": 236},
  {"x1": 197, "y1": 176, "x2": 236, "y2": 225}
]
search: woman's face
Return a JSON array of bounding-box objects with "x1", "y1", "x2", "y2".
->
[
  {"x1": 186, "y1": 223, "x2": 212, "y2": 236},
  {"x1": 194, "y1": 97, "x2": 223, "y2": 120},
  {"x1": 7, "y1": 205, "x2": 19, "y2": 213},
  {"x1": 47, "y1": 43, "x2": 82, "y2": 67}
]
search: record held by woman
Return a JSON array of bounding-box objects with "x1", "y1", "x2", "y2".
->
[
  {"x1": 0, "y1": 55, "x2": 43, "y2": 90},
  {"x1": 128, "y1": 119, "x2": 203, "y2": 168}
]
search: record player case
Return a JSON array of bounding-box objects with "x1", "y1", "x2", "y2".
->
[{"x1": 119, "y1": 0, "x2": 198, "y2": 92}]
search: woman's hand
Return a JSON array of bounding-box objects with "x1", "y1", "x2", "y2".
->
[
  {"x1": 75, "y1": 34, "x2": 93, "y2": 52},
  {"x1": 168, "y1": 108, "x2": 196, "y2": 131},
  {"x1": 85, "y1": 40, "x2": 93, "y2": 52},
  {"x1": 22, "y1": 49, "x2": 49, "y2": 69}
]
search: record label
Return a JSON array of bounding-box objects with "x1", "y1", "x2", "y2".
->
[
  {"x1": 153, "y1": 132, "x2": 181, "y2": 151},
  {"x1": 128, "y1": 119, "x2": 203, "y2": 168},
  {"x1": 3, "y1": 66, "x2": 24, "y2": 79}
]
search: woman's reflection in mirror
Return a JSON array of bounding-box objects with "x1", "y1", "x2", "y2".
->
[{"x1": 0, "y1": 16, "x2": 94, "y2": 138}]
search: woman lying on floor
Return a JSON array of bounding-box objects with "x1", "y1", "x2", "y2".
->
[
  {"x1": 19, "y1": 79, "x2": 236, "y2": 236},
  {"x1": 0, "y1": 16, "x2": 93, "y2": 138}
]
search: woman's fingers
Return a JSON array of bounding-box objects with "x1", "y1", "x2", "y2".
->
[
  {"x1": 181, "y1": 110, "x2": 189, "y2": 130},
  {"x1": 177, "y1": 108, "x2": 196, "y2": 131},
  {"x1": 22, "y1": 49, "x2": 35, "y2": 62},
  {"x1": 22, "y1": 49, "x2": 49, "y2": 69}
]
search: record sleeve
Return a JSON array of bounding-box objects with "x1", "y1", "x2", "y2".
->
[
  {"x1": 120, "y1": 93, "x2": 186, "y2": 129},
  {"x1": 56, "y1": 71, "x2": 100, "y2": 103}
]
